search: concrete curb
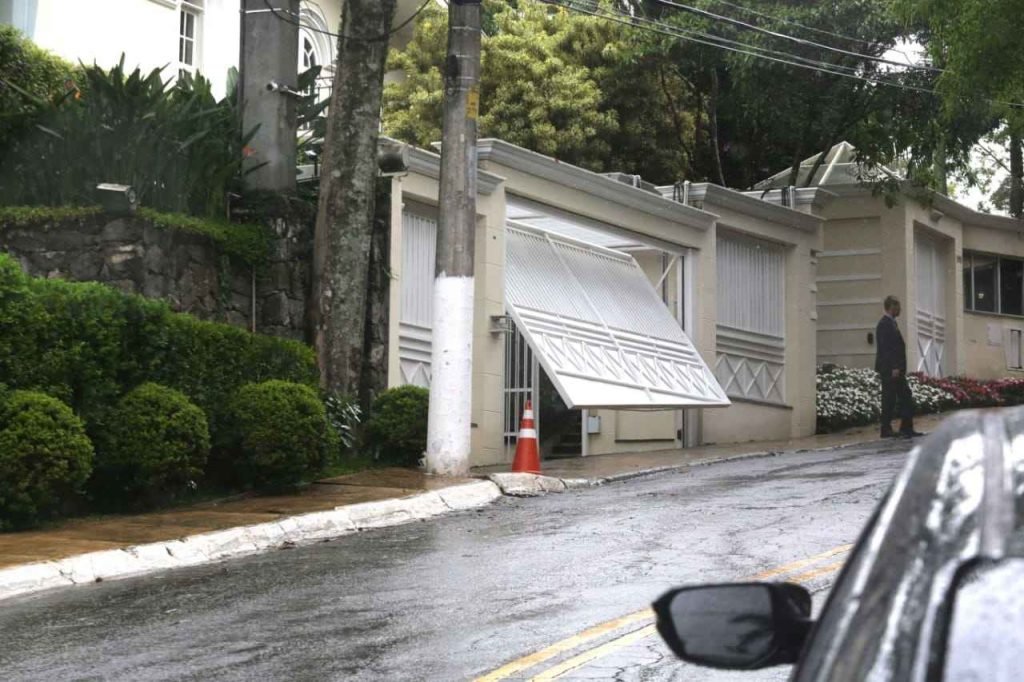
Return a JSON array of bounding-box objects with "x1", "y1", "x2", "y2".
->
[
  {"x1": 487, "y1": 446, "x2": 825, "y2": 493},
  {"x1": 0, "y1": 480, "x2": 502, "y2": 604},
  {"x1": 0, "y1": 438, "x2": 889, "y2": 604}
]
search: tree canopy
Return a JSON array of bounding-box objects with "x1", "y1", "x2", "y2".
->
[
  {"x1": 384, "y1": 0, "x2": 1024, "y2": 197},
  {"x1": 897, "y1": 0, "x2": 1024, "y2": 214},
  {"x1": 384, "y1": 1, "x2": 696, "y2": 183}
]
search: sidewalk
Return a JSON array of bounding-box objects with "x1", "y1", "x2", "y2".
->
[
  {"x1": 475, "y1": 412, "x2": 948, "y2": 483},
  {"x1": 0, "y1": 413, "x2": 947, "y2": 601}
]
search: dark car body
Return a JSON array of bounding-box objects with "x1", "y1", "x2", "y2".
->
[{"x1": 657, "y1": 408, "x2": 1024, "y2": 681}]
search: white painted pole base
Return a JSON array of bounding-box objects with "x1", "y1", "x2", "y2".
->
[{"x1": 425, "y1": 275, "x2": 475, "y2": 476}]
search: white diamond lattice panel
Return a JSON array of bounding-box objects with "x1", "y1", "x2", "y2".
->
[{"x1": 714, "y1": 327, "x2": 786, "y2": 404}]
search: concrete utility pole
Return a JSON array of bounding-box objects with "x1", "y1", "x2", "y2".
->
[
  {"x1": 240, "y1": 0, "x2": 299, "y2": 192},
  {"x1": 426, "y1": 0, "x2": 482, "y2": 477}
]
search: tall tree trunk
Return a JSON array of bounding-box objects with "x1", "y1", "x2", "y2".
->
[
  {"x1": 707, "y1": 69, "x2": 727, "y2": 187},
  {"x1": 657, "y1": 64, "x2": 693, "y2": 177},
  {"x1": 310, "y1": 0, "x2": 398, "y2": 396},
  {"x1": 1010, "y1": 131, "x2": 1024, "y2": 218},
  {"x1": 360, "y1": 178, "x2": 392, "y2": 410},
  {"x1": 933, "y1": 134, "x2": 948, "y2": 195},
  {"x1": 692, "y1": 89, "x2": 704, "y2": 180},
  {"x1": 786, "y1": 141, "x2": 804, "y2": 188}
]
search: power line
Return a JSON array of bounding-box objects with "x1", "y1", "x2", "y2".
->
[
  {"x1": 259, "y1": 0, "x2": 433, "y2": 42},
  {"x1": 705, "y1": 0, "x2": 922, "y2": 66},
  {"x1": 706, "y1": 0, "x2": 887, "y2": 49},
  {"x1": 546, "y1": 1, "x2": 1024, "y2": 109},
  {"x1": 646, "y1": 0, "x2": 944, "y2": 74},
  {"x1": 626, "y1": 10, "x2": 870, "y2": 77},
  {"x1": 552, "y1": 2, "x2": 933, "y2": 92}
]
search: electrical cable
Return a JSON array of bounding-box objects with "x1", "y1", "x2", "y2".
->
[
  {"x1": 645, "y1": 0, "x2": 943, "y2": 73},
  {"x1": 545, "y1": 0, "x2": 1024, "y2": 109},
  {"x1": 259, "y1": 0, "x2": 433, "y2": 42},
  {"x1": 550, "y1": 2, "x2": 932, "y2": 91},
  {"x1": 704, "y1": 0, "x2": 922, "y2": 65},
  {"x1": 706, "y1": 0, "x2": 897, "y2": 49}
]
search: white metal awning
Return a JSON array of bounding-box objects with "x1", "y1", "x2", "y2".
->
[{"x1": 505, "y1": 224, "x2": 730, "y2": 409}]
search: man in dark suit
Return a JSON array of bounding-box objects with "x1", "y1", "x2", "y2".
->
[{"x1": 876, "y1": 296, "x2": 924, "y2": 438}]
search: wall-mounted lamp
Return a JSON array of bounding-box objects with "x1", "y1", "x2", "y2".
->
[
  {"x1": 378, "y1": 142, "x2": 409, "y2": 178},
  {"x1": 96, "y1": 183, "x2": 137, "y2": 215},
  {"x1": 489, "y1": 315, "x2": 514, "y2": 335},
  {"x1": 266, "y1": 80, "x2": 303, "y2": 98}
]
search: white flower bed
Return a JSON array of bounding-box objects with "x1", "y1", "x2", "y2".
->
[{"x1": 816, "y1": 365, "x2": 953, "y2": 432}]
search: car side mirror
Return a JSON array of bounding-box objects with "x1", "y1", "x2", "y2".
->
[{"x1": 652, "y1": 582, "x2": 813, "y2": 670}]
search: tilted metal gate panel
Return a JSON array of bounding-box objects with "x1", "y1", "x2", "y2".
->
[
  {"x1": 915, "y1": 233, "x2": 945, "y2": 377},
  {"x1": 505, "y1": 224, "x2": 729, "y2": 409}
]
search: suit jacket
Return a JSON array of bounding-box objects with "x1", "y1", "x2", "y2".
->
[{"x1": 875, "y1": 314, "x2": 907, "y2": 374}]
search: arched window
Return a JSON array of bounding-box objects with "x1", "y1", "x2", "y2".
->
[
  {"x1": 300, "y1": 34, "x2": 319, "y2": 70},
  {"x1": 297, "y1": 2, "x2": 333, "y2": 76}
]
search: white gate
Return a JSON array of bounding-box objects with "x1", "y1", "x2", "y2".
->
[
  {"x1": 504, "y1": 224, "x2": 728, "y2": 409},
  {"x1": 915, "y1": 233, "x2": 946, "y2": 377},
  {"x1": 503, "y1": 322, "x2": 539, "y2": 457},
  {"x1": 399, "y1": 212, "x2": 437, "y2": 387}
]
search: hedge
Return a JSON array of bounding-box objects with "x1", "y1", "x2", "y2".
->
[
  {"x1": 92, "y1": 383, "x2": 210, "y2": 510},
  {"x1": 0, "y1": 390, "x2": 94, "y2": 530},
  {"x1": 364, "y1": 385, "x2": 429, "y2": 467},
  {"x1": 225, "y1": 380, "x2": 332, "y2": 490},
  {"x1": 0, "y1": 253, "x2": 317, "y2": 434}
]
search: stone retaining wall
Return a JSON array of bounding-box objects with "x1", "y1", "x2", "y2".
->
[{"x1": 0, "y1": 213, "x2": 310, "y2": 340}]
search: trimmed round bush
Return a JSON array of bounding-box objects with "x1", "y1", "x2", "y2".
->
[
  {"x1": 364, "y1": 385, "x2": 429, "y2": 467},
  {"x1": 0, "y1": 390, "x2": 93, "y2": 530},
  {"x1": 228, "y1": 380, "x2": 330, "y2": 490},
  {"x1": 93, "y1": 383, "x2": 210, "y2": 509}
]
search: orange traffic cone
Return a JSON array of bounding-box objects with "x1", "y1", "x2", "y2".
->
[{"x1": 511, "y1": 400, "x2": 541, "y2": 474}]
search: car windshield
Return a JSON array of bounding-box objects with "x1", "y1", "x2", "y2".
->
[{"x1": 793, "y1": 411, "x2": 1024, "y2": 682}]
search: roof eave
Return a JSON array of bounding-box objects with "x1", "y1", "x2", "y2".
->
[{"x1": 472, "y1": 139, "x2": 718, "y2": 231}]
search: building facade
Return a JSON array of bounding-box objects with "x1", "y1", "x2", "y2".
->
[
  {"x1": 386, "y1": 140, "x2": 823, "y2": 467},
  {"x1": 0, "y1": 0, "x2": 423, "y2": 99},
  {"x1": 757, "y1": 143, "x2": 1024, "y2": 383}
]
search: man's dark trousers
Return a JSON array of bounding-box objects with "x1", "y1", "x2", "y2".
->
[
  {"x1": 875, "y1": 313, "x2": 916, "y2": 434},
  {"x1": 880, "y1": 373, "x2": 914, "y2": 430}
]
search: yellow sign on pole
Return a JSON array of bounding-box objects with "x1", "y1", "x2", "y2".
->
[{"x1": 467, "y1": 86, "x2": 480, "y2": 121}]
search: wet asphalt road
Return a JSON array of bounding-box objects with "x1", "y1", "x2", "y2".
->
[{"x1": 0, "y1": 440, "x2": 913, "y2": 681}]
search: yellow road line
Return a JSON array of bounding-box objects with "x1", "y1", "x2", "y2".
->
[
  {"x1": 746, "y1": 544, "x2": 852, "y2": 581},
  {"x1": 474, "y1": 609, "x2": 654, "y2": 682},
  {"x1": 539, "y1": 558, "x2": 849, "y2": 680},
  {"x1": 787, "y1": 559, "x2": 846, "y2": 584},
  {"x1": 476, "y1": 543, "x2": 852, "y2": 682},
  {"x1": 531, "y1": 624, "x2": 658, "y2": 681}
]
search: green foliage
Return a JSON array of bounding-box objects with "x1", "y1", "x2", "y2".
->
[
  {"x1": 92, "y1": 383, "x2": 210, "y2": 510},
  {"x1": 896, "y1": 0, "x2": 1023, "y2": 211},
  {"x1": 226, "y1": 381, "x2": 332, "y2": 490},
  {"x1": 0, "y1": 205, "x2": 101, "y2": 227},
  {"x1": 385, "y1": 2, "x2": 696, "y2": 179},
  {"x1": 0, "y1": 205, "x2": 270, "y2": 265},
  {"x1": 364, "y1": 386, "x2": 429, "y2": 467},
  {"x1": 325, "y1": 393, "x2": 363, "y2": 452},
  {"x1": 0, "y1": 390, "x2": 94, "y2": 530},
  {"x1": 136, "y1": 208, "x2": 271, "y2": 265},
  {"x1": 0, "y1": 52, "x2": 257, "y2": 220},
  {"x1": 0, "y1": 25, "x2": 78, "y2": 153},
  {"x1": 0, "y1": 253, "x2": 318, "y2": 438}
]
